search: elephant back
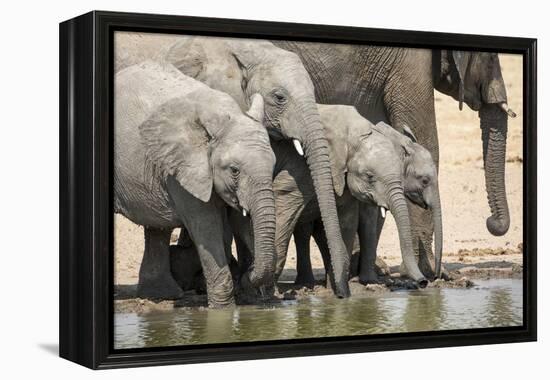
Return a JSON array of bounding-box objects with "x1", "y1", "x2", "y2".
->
[{"x1": 114, "y1": 61, "x2": 201, "y2": 227}]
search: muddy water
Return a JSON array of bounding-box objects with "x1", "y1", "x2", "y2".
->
[{"x1": 114, "y1": 279, "x2": 523, "y2": 349}]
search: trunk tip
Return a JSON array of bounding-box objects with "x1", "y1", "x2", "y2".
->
[
  {"x1": 334, "y1": 281, "x2": 351, "y2": 298},
  {"x1": 486, "y1": 215, "x2": 510, "y2": 236},
  {"x1": 245, "y1": 267, "x2": 275, "y2": 288},
  {"x1": 417, "y1": 278, "x2": 428, "y2": 288}
]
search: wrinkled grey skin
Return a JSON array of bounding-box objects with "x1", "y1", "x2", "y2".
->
[
  {"x1": 114, "y1": 61, "x2": 276, "y2": 307},
  {"x1": 273, "y1": 42, "x2": 514, "y2": 278},
  {"x1": 231, "y1": 105, "x2": 439, "y2": 289},
  {"x1": 163, "y1": 37, "x2": 350, "y2": 298}
]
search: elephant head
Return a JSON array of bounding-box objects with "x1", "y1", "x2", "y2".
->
[
  {"x1": 139, "y1": 91, "x2": 277, "y2": 287},
  {"x1": 165, "y1": 37, "x2": 350, "y2": 297},
  {"x1": 435, "y1": 50, "x2": 514, "y2": 236},
  {"x1": 320, "y1": 105, "x2": 428, "y2": 287}
]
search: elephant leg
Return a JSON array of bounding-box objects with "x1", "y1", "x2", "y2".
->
[
  {"x1": 338, "y1": 199, "x2": 359, "y2": 259},
  {"x1": 227, "y1": 208, "x2": 254, "y2": 283},
  {"x1": 311, "y1": 220, "x2": 331, "y2": 288},
  {"x1": 168, "y1": 181, "x2": 235, "y2": 307},
  {"x1": 221, "y1": 209, "x2": 238, "y2": 281},
  {"x1": 138, "y1": 226, "x2": 184, "y2": 300},
  {"x1": 185, "y1": 218, "x2": 234, "y2": 307},
  {"x1": 235, "y1": 235, "x2": 253, "y2": 280},
  {"x1": 358, "y1": 204, "x2": 385, "y2": 284},
  {"x1": 293, "y1": 222, "x2": 315, "y2": 288},
  {"x1": 381, "y1": 65, "x2": 443, "y2": 279},
  {"x1": 274, "y1": 198, "x2": 308, "y2": 281},
  {"x1": 311, "y1": 200, "x2": 357, "y2": 288}
]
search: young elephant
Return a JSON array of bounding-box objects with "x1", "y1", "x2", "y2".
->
[
  {"x1": 231, "y1": 105, "x2": 439, "y2": 289},
  {"x1": 115, "y1": 61, "x2": 276, "y2": 307},
  {"x1": 356, "y1": 126, "x2": 442, "y2": 284}
]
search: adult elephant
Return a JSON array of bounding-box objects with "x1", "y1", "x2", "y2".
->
[
  {"x1": 115, "y1": 61, "x2": 276, "y2": 307},
  {"x1": 272, "y1": 42, "x2": 515, "y2": 278},
  {"x1": 164, "y1": 37, "x2": 350, "y2": 297}
]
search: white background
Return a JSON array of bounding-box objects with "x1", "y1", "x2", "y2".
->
[{"x1": 1, "y1": 0, "x2": 546, "y2": 378}]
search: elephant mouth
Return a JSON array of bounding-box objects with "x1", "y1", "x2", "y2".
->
[
  {"x1": 406, "y1": 191, "x2": 429, "y2": 209},
  {"x1": 266, "y1": 126, "x2": 285, "y2": 141}
]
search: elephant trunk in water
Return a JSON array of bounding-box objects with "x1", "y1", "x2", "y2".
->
[
  {"x1": 480, "y1": 104, "x2": 510, "y2": 236},
  {"x1": 245, "y1": 180, "x2": 277, "y2": 287},
  {"x1": 300, "y1": 107, "x2": 350, "y2": 298},
  {"x1": 386, "y1": 179, "x2": 428, "y2": 287}
]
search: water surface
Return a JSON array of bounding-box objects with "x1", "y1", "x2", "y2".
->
[{"x1": 114, "y1": 279, "x2": 523, "y2": 349}]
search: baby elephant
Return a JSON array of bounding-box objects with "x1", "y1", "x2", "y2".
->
[{"x1": 115, "y1": 61, "x2": 276, "y2": 307}]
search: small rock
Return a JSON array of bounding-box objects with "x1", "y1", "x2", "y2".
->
[
  {"x1": 455, "y1": 277, "x2": 474, "y2": 288},
  {"x1": 517, "y1": 243, "x2": 523, "y2": 253},
  {"x1": 365, "y1": 284, "x2": 387, "y2": 293}
]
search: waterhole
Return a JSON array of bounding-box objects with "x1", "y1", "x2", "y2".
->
[{"x1": 114, "y1": 279, "x2": 522, "y2": 349}]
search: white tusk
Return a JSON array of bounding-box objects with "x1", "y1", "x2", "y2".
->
[
  {"x1": 242, "y1": 209, "x2": 247, "y2": 217},
  {"x1": 380, "y1": 207, "x2": 386, "y2": 218},
  {"x1": 499, "y1": 103, "x2": 517, "y2": 118},
  {"x1": 293, "y1": 139, "x2": 304, "y2": 156}
]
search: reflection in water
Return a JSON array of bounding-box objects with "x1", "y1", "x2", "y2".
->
[
  {"x1": 114, "y1": 279, "x2": 523, "y2": 349},
  {"x1": 487, "y1": 287, "x2": 518, "y2": 327}
]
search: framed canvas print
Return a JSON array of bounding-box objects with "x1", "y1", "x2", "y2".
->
[{"x1": 59, "y1": 11, "x2": 537, "y2": 369}]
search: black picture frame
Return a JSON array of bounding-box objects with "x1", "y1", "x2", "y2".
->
[{"x1": 59, "y1": 10, "x2": 537, "y2": 369}]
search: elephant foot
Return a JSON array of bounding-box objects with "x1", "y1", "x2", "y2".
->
[
  {"x1": 439, "y1": 268, "x2": 453, "y2": 281},
  {"x1": 207, "y1": 299, "x2": 236, "y2": 309},
  {"x1": 359, "y1": 269, "x2": 381, "y2": 285},
  {"x1": 294, "y1": 274, "x2": 315, "y2": 289},
  {"x1": 137, "y1": 275, "x2": 184, "y2": 300},
  {"x1": 206, "y1": 267, "x2": 235, "y2": 308}
]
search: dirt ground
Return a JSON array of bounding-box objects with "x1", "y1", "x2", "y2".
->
[{"x1": 114, "y1": 47, "x2": 523, "y2": 296}]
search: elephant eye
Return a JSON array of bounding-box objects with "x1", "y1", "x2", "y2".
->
[
  {"x1": 420, "y1": 176, "x2": 430, "y2": 186},
  {"x1": 230, "y1": 166, "x2": 240, "y2": 176},
  {"x1": 272, "y1": 90, "x2": 287, "y2": 105}
]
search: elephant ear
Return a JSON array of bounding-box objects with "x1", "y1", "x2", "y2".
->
[
  {"x1": 320, "y1": 107, "x2": 352, "y2": 197},
  {"x1": 326, "y1": 132, "x2": 348, "y2": 197},
  {"x1": 373, "y1": 121, "x2": 414, "y2": 157},
  {"x1": 451, "y1": 50, "x2": 471, "y2": 111},
  {"x1": 165, "y1": 38, "x2": 205, "y2": 79},
  {"x1": 139, "y1": 97, "x2": 213, "y2": 202},
  {"x1": 232, "y1": 51, "x2": 252, "y2": 96},
  {"x1": 230, "y1": 40, "x2": 272, "y2": 99},
  {"x1": 402, "y1": 124, "x2": 417, "y2": 143}
]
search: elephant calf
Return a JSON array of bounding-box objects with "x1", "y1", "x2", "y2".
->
[{"x1": 115, "y1": 60, "x2": 276, "y2": 307}]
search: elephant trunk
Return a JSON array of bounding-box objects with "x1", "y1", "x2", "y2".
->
[
  {"x1": 480, "y1": 104, "x2": 510, "y2": 236},
  {"x1": 431, "y1": 186, "x2": 443, "y2": 278},
  {"x1": 387, "y1": 180, "x2": 428, "y2": 287},
  {"x1": 301, "y1": 113, "x2": 350, "y2": 298},
  {"x1": 245, "y1": 181, "x2": 277, "y2": 287}
]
